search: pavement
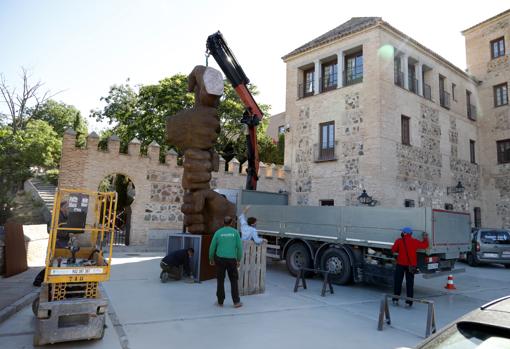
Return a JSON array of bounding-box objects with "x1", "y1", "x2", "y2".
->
[
  {"x1": 0, "y1": 267, "x2": 42, "y2": 324},
  {"x1": 1, "y1": 253, "x2": 510, "y2": 349}
]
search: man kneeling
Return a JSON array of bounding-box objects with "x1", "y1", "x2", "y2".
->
[{"x1": 160, "y1": 248, "x2": 194, "y2": 282}]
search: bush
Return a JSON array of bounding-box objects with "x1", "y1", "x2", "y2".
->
[{"x1": 44, "y1": 169, "x2": 59, "y2": 186}]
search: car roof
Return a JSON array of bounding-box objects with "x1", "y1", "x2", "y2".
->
[{"x1": 481, "y1": 295, "x2": 510, "y2": 312}]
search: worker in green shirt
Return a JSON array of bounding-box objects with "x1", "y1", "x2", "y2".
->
[{"x1": 209, "y1": 216, "x2": 243, "y2": 308}]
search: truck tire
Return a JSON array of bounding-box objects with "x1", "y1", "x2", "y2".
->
[
  {"x1": 467, "y1": 252, "x2": 478, "y2": 267},
  {"x1": 286, "y1": 243, "x2": 312, "y2": 276},
  {"x1": 32, "y1": 297, "x2": 39, "y2": 316},
  {"x1": 320, "y1": 248, "x2": 352, "y2": 285}
]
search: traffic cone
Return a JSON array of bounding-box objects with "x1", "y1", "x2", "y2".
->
[{"x1": 444, "y1": 274, "x2": 456, "y2": 290}]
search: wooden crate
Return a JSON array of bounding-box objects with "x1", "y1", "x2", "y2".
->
[{"x1": 238, "y1": 240, "x2": 266, "y2": 296}]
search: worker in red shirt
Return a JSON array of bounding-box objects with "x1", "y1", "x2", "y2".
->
[{"x1": 391, "y1": 227, "x2": 429, "y2": 307}]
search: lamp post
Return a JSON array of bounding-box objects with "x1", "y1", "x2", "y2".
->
[
  {"x1": 447, "y1": 181, "x2": 465, "y2": 195},
  {"x1": 358, "y1": 189, "x2": 373, "y2": 205}
]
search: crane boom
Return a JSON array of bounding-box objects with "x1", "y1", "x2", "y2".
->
[{"x1": 206, "y1": 31, "x2": 263, "y2": 190}]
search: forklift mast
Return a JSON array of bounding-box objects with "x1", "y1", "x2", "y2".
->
[{"x1": 206, "y1": 31, "x2": 263, "y2": 190}]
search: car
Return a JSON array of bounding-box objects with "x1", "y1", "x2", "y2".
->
[
  {"x1": 466, "y1": 228, "x2": 510, "y2": 268},
  {"x1": 412, "y1": 295, "x2": 510, "y2": 348}
]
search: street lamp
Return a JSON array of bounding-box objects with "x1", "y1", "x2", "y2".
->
[
  {"x1": 447, "y1": 181, "x2": 465, "y2": 195},
  {"x1": 358, "y1": 189, "x2": 373, "y2": 205}
]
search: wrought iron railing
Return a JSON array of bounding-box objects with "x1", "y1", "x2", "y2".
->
[
  {"x1": 394, "y1": 70, "x2": 404, "y2": 88},
  {"x1": 314, "y1": 141, "x2": 338, "y2": 162},
  {"x1": 320, "y1": 73, "x2": 338, "y2": 92},
  {"x1": 423, "y1": 83, "x2": 432, "y2": 100},
  {"x1": 440, "y1": 90, "x2": 451, "y2": 109},
  {"x1": 467, "y1": 104, "x2": 477, "y2": 120},
  {"x1": 344, "y1": 66, "x2": 363, "y2": 86},
  {"x1": 408, "y1": 77, "x2": 418, "y2": 94},
  {"x1": 298, "y1": 82, "x2": 315, "y2": 99}
]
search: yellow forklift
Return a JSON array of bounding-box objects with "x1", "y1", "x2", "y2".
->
[{"x1": 32, "y1": 188, "x2": 117, "y2": 346}]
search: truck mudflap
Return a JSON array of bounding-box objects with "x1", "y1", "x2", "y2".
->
[{"x1": 422, "y1": 267, "x2": 465, "y2": 279}]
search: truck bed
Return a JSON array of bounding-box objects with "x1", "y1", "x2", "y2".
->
[{"x1": 246, "y1": 205, "x2": 471, "y2": 258}]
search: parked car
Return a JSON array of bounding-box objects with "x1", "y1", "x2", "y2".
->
[
  {"x1": 412, "y1": 295, "x2": 510, "y2": 348},
  {"x1": 466, "y1": 228, "x2": 510, "y2": 268}
]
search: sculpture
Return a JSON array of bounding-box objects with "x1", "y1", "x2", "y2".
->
[{"x1": 166, "y1": 66, "x2": 236, "y2": 235}]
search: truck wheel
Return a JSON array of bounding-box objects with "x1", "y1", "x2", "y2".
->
[
  {"x1": 32, "y1": 297, "x2": 39, "y2": 316},
  {"x1": 320, "y1": 248, "x2": 352, "y2": 285},
  {"x1": 286, "y1": 243, "x2": 312, "y2": 276},
  {"x1": 467, "y1": 252, "x2": 478, "y2": 267}
]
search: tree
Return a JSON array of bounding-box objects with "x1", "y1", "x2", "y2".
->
[
  {"x1": 92, "y1": 74, "x2": 278, "y2": 164},
  {"x1": 0, "y1": 68, "x2": 57, "y2": 134},
  {"x1": 31, "y1": 100, "x2": 87, "y2": 135},
  {"x1": 0, "y1": 120, "x2": 61, "y2": 223}
]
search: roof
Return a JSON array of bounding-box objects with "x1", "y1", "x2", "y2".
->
[
  {"x1": 282, "y1": 17, "x2": 381, "y2": 60},
  {"x1": 282, "y1": 16, "x2": 478, "y2": 83},
  {"x1": 462, "y1": 9, "x2": 510, "y2": 35}
]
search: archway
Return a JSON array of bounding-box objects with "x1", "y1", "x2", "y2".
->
[{"x1": 98, "y1": 174, "x2": 135, "y2": 246}]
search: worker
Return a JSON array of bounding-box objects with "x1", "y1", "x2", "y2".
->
[
  {"x1": 391, "y1": 227, "x2": 429, "y2": 307},
  {"x1": 160, "y1": 248, "x2": 194, "y2": 282},
  {"x1": 239, "y1": 205, "x2": 263, "y2": 244},
  {"x1": 209, "y1": 216, "x2": 243, "y2": 308}
]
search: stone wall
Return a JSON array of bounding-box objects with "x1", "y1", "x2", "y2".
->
[
  {"x1": 58, "y1": 131, "x2": 287, "y2": 245},
  {"x1": 464, "y1": 11, "x2": 510, "y2": 228}
]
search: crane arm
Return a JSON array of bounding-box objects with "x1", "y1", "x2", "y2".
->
[{"x1": 206, "y1": 31, "x2": 263, "y2": 190}]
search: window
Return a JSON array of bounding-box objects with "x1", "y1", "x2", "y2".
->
[
  {"x1": 497, "y1": 139, "x2": 510, "y2": 164},
  {"x1": 466, "y1": 90, "x2": 476, "y2": 120},
  {"x1": 439, "y1": 75, "x2": 450, "y2": 109},
  {"x1": 344, "y1": 51, "x2": 363, "y2": 85},
  {"x1": 303, "y1": 68, "x2": 315, "y2": 97},
  {"x1": 491, "y1": 37, "x2": 505, "y2": 59},
  {"x1": 394, "y1": 56, "x2": 404, "y2": 87},
  {"x1": 278, "y1": 125, "x2": 285, "y2": 135},
  {"x1": 401, "y1": 115, "x2": 410, "y2": 146},
  {"x1": 452, "y1": 83, "x2": 456, "y2": 101},
  {"x1": 408, "y1": 64, "x2": 417, "y2": 93},
  {"x1": 470, "y1": 140, "x2": 476, "y2": 164},
  {"x1": 319, "y1": 121, "x2": 335, "y2": 160},
  {"x1": 320, "y1": 199, "x2": 334, "y2": 206},
  {"x1": 494, "y1": 83, "x2": 508, "y2": 107},
  {"x1": 474, "y1": 207, "x2": 481, "y2": 228},
  {"x1": 321, "y1": 60, "x2": 337, "y2": 92},
  {"x1": 404, "y1": 199, "x2": 415, "y2": 208}
]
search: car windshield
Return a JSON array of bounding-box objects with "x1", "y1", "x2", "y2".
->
[
  {"x1": 480, "y1": 231, "x2": 510, "y2": 244},
  {"x1": 421, "y1": 322, "x2": 510, "y2": 349}
]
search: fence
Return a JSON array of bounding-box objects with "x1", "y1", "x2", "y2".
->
[{"x1": 238, "y1": 240, "x2": 267, "y2": 296}]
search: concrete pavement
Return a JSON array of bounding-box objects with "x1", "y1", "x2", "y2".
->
[{"x1": 1, "y1": 253, "x2": 510, "y2": 349}]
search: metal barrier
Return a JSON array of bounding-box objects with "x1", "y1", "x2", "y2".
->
[
  {"x1": 293, "y1": 268, "x2": 334, "y2": 297},
  {"x1": 377, "y1": 294, "x2": 437, "y2": 338}
]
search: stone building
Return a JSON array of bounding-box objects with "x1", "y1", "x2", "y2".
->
[
  {"x1": 278, "y1": 11, "x2": 510, "y2": 228},
  {"x1": 463, "y1": 10, "x2": 510, "y2": 228},
  {"x1": 266, "y1": 112, "x2": 286, "y2": 142},
  {"x1": 58, "y1": 131, "x2": 286, "y2": 245}
]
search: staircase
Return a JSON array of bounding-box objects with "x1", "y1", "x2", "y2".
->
[{"x1": 24, "y1": 178, "x2": 57, "y2": 222}]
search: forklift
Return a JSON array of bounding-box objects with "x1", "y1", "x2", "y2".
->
[{"x1": 32, "y1": 188, "x2": 117, "y2": 346}]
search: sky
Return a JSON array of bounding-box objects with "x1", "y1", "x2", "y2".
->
[{"x1": 1, "y1": 0, "x2": 509, "y2": 132}]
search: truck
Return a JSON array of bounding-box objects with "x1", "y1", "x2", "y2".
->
[{"x1": 218, "y1": 189, "x2": 471, "y2": 285}]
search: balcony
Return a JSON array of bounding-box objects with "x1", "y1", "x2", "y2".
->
[
  {"x1": 298, "y1": 82, "x2": 314, "y2": 99},
  {"x1": 423, "y1": 83, "x2": 432, "y2": 100},
  {"x1": 408, "y1": 77, "x2": 418, "y2": 94},
  {"x1": 467, "y1": 104, "x2": 477, "y2": 121},
  {"x1": 344, "y1": 67, "x2": 363, "y2": 86},
  {"x1": 320, "y1": 73, "x2": 338, "y2": 93},
  {"x1": 314, "y1": 141, "x2": 338, "y2": 162},
  {"x1": 440, "y1": 90, "x2": 451, "y2": 109},
  {"x1": 394, "y1": 70, "x2": 404, "y2": 88}
]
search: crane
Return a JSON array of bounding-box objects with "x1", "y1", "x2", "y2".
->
[{"x1": 206, "y1": 31, "x2": 263, "y2": 190}]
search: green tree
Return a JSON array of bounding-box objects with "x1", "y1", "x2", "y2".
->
[
  {"x1": 92, "y1": 74, "x2": 277, "y2": 164},
  {"x1": 31, "y1": 99, "x2": 88, "y2": 147},
  {"x1": 0, "y1": 120, "x2": 61, "y2": 222}
]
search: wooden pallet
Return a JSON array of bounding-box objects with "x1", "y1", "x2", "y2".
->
[{"x1": 238, "y1": 240, "x2": 266, "y2": 296}]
